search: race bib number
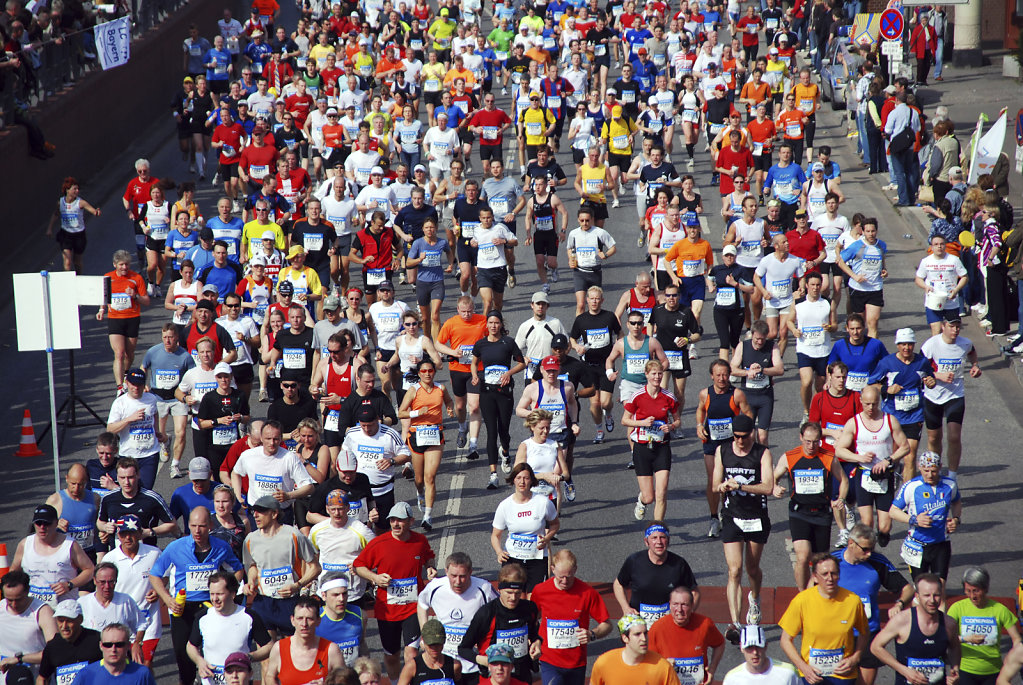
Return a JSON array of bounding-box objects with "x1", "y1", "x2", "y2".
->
[
  {"x1": 770, "y1": 279, "x2": 791, "y2": 301},
  {"x1": 576, "y1": 246, "x2": 598, "y2": 268},
  {"x1": 734, "y1": 517, "x2": 764, "y2": 532},
  {"x1": 594, "y1": 44, "x2": 607, "y2": 56},
  {"x1": 325, "y1": 409, "x2": 340, "y2": 432},
  {"x1": 485, "y1": 364, "x2": 509, "y2": 385},
  {"x1": 799, "y1": 98, "x2": 814, "y2": 113},
  {"x1": 425, "y1": 78, "x2": 441, "y2": 91},
  {"x1": 458, "y1": 345, "x2": 474, "y2": 365},
  {"x1": 808, "y1": 648, "x2": 843, "y2": 676},
  {"x1": 766, "y1": 18, "x2": 779, "y2": 28},
  {"x1": 665, "y1": 350, "x2": 686, "y2": 370},
  {"x1": 377, "y1": 312, "x2": 400, "y2": 332},
  {"x1": 489, "y1": 198, "x2": 510, "y2": 216},
  {"x1": 508, "y1": 532, "x2": 539, "y2": 559},
  {"x1": 212, "y1": 424, "x2": 236, "y2": 446},
  {"x1": 682, "y1": 109, "x2": 700, "y2": 123},
  {"x1": 546, "y1": 619, "x2": 579, "y2": 649},
  {"x1": 261, "y1": 565, "x2": 294, "y2": 598},
  {"x1": 613, "y1": 134, "x2": 629, "y2": 150},
  {"x1": 29, "y1": 584, "x2": 57, "y2": 606},
  {"x1": 283, "y1": 347, "x2": 306, "y2": 369},
  {"x1": 937, "y1": 358, "x2": 962, "y2": 376},
  {"x1": 387, "y1": 577, "x2": 419, "y2": 604},
  {"x1": 746, "y1": 371, "x2": 769, "y2": 390},
  {"x1": 862, "y1": 256, "x2": 882, "y2": 274},
  {"x1": 846, "y1": 372, "x2": 868, "y2": 391},
  {"x1": 894, "y1": 392, "x2": 919, "y2": 412},
  {"x1": 479, "y1": 241, "x2": 500, "y2": 261},
  {"x1": 526, "y1": 122, "x2": 543, "y2": 136},
  {"x1": 907, "y1": 658, "x2": 945, "y2": 684},
  {"x1": 709, "y1": 123, "x2": 725, "y2": 136},
  {"x1": 901, "y1": 537, "x2": 924, "y2": 568},
  {"x1": 752, "y1": 140, "x2": 765, "y2": 156},
  {"x1": 492, "y1": 626, "x2": 529, "y2": 661},
  {"x1": 672, "y1": 658, "x2": 705, "y2": 685},
  {"x1": 802, "y1": 326, "x2": 825, "y2": 346},
  {"x1": 252, "y1": 473, "x2": 284, "y2": 499},
  {"x1": 442, "y1": 624, "x2": 467, "y2": 658},
  {"x1": 111, "y1": 292, "x2": 132, "y2": 311},
  {"x1": 624, "y1": 355, "x2": 646, "y2": 375},
  {"x1": 356, "y1": 444, "x2": 385, "y2": 471},
  {"x1": 960, "y1": 616, "x2": 998, "y2": 646},
  {"x1": 586, "y1": 327, "x2": 610, "y2": 348},
  {"x1": 793, "y1": 468, "x2": 824, "y2": 495},
  {"x1": 483, "y1": 126, "x2": 499, "y2": 141},
  {"x1": 639, "y1": 603, "x2": 668, "y2": 626},
  {"x1": 367, "y1": 268, "x2": 387, "y2": 286},
  {"x1": 56, "y1": 663, "x2": 89, "y2": 685},
  {"x1": 68, "y1": 523, "x2": 94, "y2": 549},
  {"x1": 417, "y1": 425, "x2": 441, "y2": 446},
  {"x1": 584, "y1": 179, "x2": 603, "y2": 195},
  {"x1": 336, "y1": 637, "x2": 359, "y2": 666},
  {"x1": 859, "y1": 595, "x2": 873, "y2": 620},
  {"x1": 303, "y1": 233, "x2": 324, "y2": 252},
  {"x1": 250, "y1": 164, "x2": 269, "y2": 179},
  {"x1": 682, "y1": 259, "x2": 703, "y2": 277},
  {"x1": 460, "y1": 221, "x2": 478, "y2": 239},
  {"x1": 716, "y1": 286, "x2": 736, "y2": 307},
  {"x1": 154, "y1": 368, "x2": 179, "y2": 389},
  {"x1": 422, "y1": 250, "x2": 443, "y2": 268},
  {"x1": 186, "y1": 563, "x2": 215, "y2": 593},
  {"x1": 708, "y1": 417, "x2": 732, "y2": 441},
  {"x1": 860, "y1": 469, "x2": 889, "y2": 494}
]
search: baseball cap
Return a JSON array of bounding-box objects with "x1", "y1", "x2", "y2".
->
[
  {"x1": 606, "y1": 88, "x2": 617, "y2": 95},
  {"x1": 326, "y1": 106, "x2": 339, "y2": 115},
  {"x1": 794, "y1": 208, "x2": 808, "y2": 218},
  {"x1": 541, "y1": 355, "x2": 560, "y2": 371},
  {"x1": 436, "y1": 111, "x2": 449, "y2": 119},
  {"x1": 778, "y1": 33, "x2": 789, "y2": 41},
  {"x1": 715, "y1": 84, "x2": 727, "y2": 91},
  {"x1": 195, "y1": 300, "x2": 218, "y2": 312},
  {"x1": 278, "y1": 281, "x2": 294, "y2": 294},
  {"x1": 215, "y1": 362, "x2": 234, "y2": 376},
  {"x1": 895, "y1": 328, "x2": 916, "y2": 344},
  {"x1": 355, "y1": 405, "x2": 379, "y2": 423},
  {"x1": 529, "y1": 90, "x2": 541, "y2": 98},
  {"x1": 183, "y1": 76, "x2": 194, "y2": 84},
  {"x1": 388, "y1": 501, "x2": 414, "y2": 519},
  {"x1": 287, "y1": 245, "x2": 305, "y2": 259},
  {"x1": 811, "y1": 162, "x2": 825, "y2": 171},
  {"x1": 421, "y1": 619, "x2": 446, "y2": 645},
  {"x1": 740, "y1": 625, "x2": 766, "y2": 649},
  {"x1": 224, "y1": 653, "x2": 252, "y2": 672},
  {"x1": 116, "y1": 514, "x2": 141, "y2": 534},
  {"x1": 249, "y1": 254, "x2": 266, "y2": 267},
  {"x1": 439, "y1": 7, "x2": 449, "y2": 15},
  {"x1": 648, "y1": 95, "x2": 659, "y2": 105},
  {"x1": 733, "y1": 414, "x2": 755, "y2": 434},
  {"x1": 942, "y1": 311, "x2": 962, "y2": 323},
  {"x1": 5, "y1": 665, "x2": 32, "y2": 685},
  {"x1": 414, "y1": 164, "x2": 427, "y2": 173},
  {"x1": 336, "y1": 451, "x2": 357, "y2": 472},
  {"x1": 637, "y1": 47, "x2": 647, "y2": 54},
  {"x1": 949, "y1": 166, "x2": 964, "y2": 177},
  {"x1": 188, "y1": 457, "x2": 212, "y2": 480},
  {"x1": 53, "y1": 600, "x2": 82, "y2": 619},
  {"x1": 202, "y1": 283, "x2": 220, "y2": 294},
  {"x1": 551, "y1": 333, "x2": 569, "y2": 349},
  {"x1": 884, "y1": 84, "x2": 897, "y2": 94},
  {"x1": 124, "y1": 368, "x2": 146, "y2": 386},
  {"x1": 377, "y1": 280, "x2": 394, "y2": 291},
  {"x1": 722, "y1": 244, "x2": 738, "y2": 256},
  {"x1": 531, "y1": 291, "x2": 549, "y2": 304},
  {"x1": 261, "y1": 229, "x2": 277, "y2": 241},
  {"x1": 323, "y1": 295, "x2": 341, "y2": 310},
  {"x1": 252, "y1": 495, "x2": 281, "y2": 511},
  {"x1": 612, "y1": 105, "x2": 623, "y2": 118},
  {"x1": 486, "y1": 644, "x2": 515, "y2": 664},
  {"x1": 33, "y1": 504, "x2": 58, "y2": 524},
  {"x1": 370, "y1": 165, "x2": 384, "y2": 176},
  {"x1": 768, "y1": 46, "x2": 779, "y2": 54}
]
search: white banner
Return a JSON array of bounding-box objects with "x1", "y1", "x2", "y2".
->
[
  {"x1": 94, "y1": 15, "x2": 131, "y2": 71},
  {"x1": 968, "y1": 109, "x2": 1007, "y2": 185}
]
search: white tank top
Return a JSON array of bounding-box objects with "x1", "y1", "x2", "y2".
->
[
  {"x1": 21, "y1": 534, "x2": 78, "y2": 608},
  {"x1": 535, "y1": 381, "x2": 567, "y2": 434},
  {"x1": 656, "y1": 224, "x2": 684, "y2": 273},
  {"x1": 571, "y1": 117, "x2": 596, "y2": 151},
  {"x1": 853, "y1": 413, "x2": 894, "y2": 467},
  {"x1": 524, "y1": 438, "x2": 559, "y2": 497},
  {"x1": 794, "y1": 298, "x2": 833, "y2": 358},
  {"x1": 58, "y1": 197, "x2": 86, "y2": 234},
  {"x1": 172, "y1": 279, "x2": 200, "y2": 326},
  {"x1": 805, "y1": 179, "x2": 829, "y2": 219},
  {"x1": 0, "y1": 598, "x2": 48, "y2": 670},
  {"x1": 144, "y1": 201, "x2": 171, "y2": 241},
  {"x1": 680, "y1": 89, "x2": 700, "y2": 111},
  {"x1": 734, "y1": 218, "x2": 766, "y2": 268},
  {"x1": 397, "y1": 334, "x2": 425, "y2": 387}
]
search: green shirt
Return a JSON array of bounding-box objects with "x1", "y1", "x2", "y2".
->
[
  {"x1": 487, "y1": 28, "x2": 515, "y2": 53},
  {"x1": 518, "y1": 15, "x2": 543, "y2": 35},
  {"x1": 948, "y1": 598, "x2": 1018, "y2": 675}
]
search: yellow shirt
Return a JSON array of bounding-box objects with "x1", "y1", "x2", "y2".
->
[
  {"x1": 277, "y1": 265, "x2": 323, "y2": 299},
  {"x1": 242, "y1": 220, "x2": 286, "y2": 259},
  {"x1": 307, "y1": 44, "x2": 335, "y2": 68},
  {"x1": 520, "y1": 106, "x2": 556, "y2": 145},
  {"x1": 777, "y1": 586, "x2": 869, "y2": 680},
  {"x1": 421, "y1": 62, "x2": 447, "y2": 93},
  {"x1": 602, "y1": 118, "x2": 637, "y2": 155},
  {"x1": 579, "y1": 163, "x2": 608, "y2": 203},
  {"x1": 765, "y1": 59, "x2": 789, "y2": 94},
  {"x1": 428, "y1": 19, "x2": 456, "y2": 50},
  {"x1": 790, "y1": 83, "x2": 820, "y2": 114}
]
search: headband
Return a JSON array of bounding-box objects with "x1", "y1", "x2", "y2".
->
[
  {"x1": 645, "y1": 523, "x2": 668, "y2": 537},
  {"x1": 320, "y1": 578, "x2": 349, "y2": 594},
  {"x1": 618, "y1": 614, "x2": 646, "y2": 635},
  {"x1": 498, "y1": 580, "x2": 525, "y2": 590}
]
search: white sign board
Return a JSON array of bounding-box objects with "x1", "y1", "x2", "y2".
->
[
  {"x1": 881, "y1": 40, "x2": 902, "y2": 57},
  {"x1": 14, "y1": 272, "x2": 82, "y2": 352}
]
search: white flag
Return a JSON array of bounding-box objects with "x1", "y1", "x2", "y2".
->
[
  {"x1": 94, "y1": 16, "x2": 131, "y2": 71},
  {"x1": 967, "y1": 109, "x2": 1007, "y2": 185}
]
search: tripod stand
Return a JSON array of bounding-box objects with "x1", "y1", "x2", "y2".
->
[{"x1": 38, "y1": 349, "x2": 104, "y2": 450}]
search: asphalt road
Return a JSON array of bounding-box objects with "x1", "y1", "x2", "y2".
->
[{"x1": 2, "y1": 14, "x2": 1022, "y2": 684}]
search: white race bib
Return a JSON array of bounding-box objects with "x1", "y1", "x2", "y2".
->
[
  {"x1": 793, "y1": 468, "x2": 824, "y2": 495},
  {"x1": 546, "y1": 619, "x2": 579, "y2": 649},
  {"x1": 386, "y1": 577, "x2": 419, "y2": 604},
  {"x1": 808, "y1": 648, "x2": 843, "y2": 676}
]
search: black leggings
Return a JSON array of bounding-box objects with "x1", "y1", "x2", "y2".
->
[
  {"x1": 714, "y1": 307, "x2": 744, "y2": 350},
  {"x1": 171, "y1": 602, "x2": 203, "y2": 685},
  {"x1": 480, "y1": 389, "x2": 513, "y2": 467}
]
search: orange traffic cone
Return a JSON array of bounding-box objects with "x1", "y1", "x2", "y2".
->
[
  {"x1": 0, "y1": 544, "x2": 10, "y2": 578},
  {"x1": 15, "y1": 409, "x2": 44, "y2": 457}
]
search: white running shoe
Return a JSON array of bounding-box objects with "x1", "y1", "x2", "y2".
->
[
  {"x1": 487, "y1": 472, "x2": 500, "y2": 489},
  {"x1": 835, "y1": 528, "x2": 850, "y2": 548},
  {"x1": 549, "y1": 267, "x2": 559, "y2": 283},
  {"x1": 611, "y1": 198, "x2": 620, "y2": 208},
  {"x1": 159, "y1": 443, "x2": 170, "y2": 463},
  {"x1": 708, "y1": 518, "x2": 721, "y2": 538},
  {"x1": 746, "y1": 591, "x2": 762, "y2": 625},
  {"x1": 634, "y1": 496, "x2": 647, "y2": 521}
]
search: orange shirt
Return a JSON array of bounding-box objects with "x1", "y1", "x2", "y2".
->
[
  {"x1": 410, "y1": 382, "x2": 445, "y2": 428},
  {"x1": 438, "y1": 313, "x2": 487, "y2": 372},
  {"x1": 665, "y1": 238, "x2": 714, "y2": 279},
  {"x1": 745, "y1": 118, "x2": 777, "y2": 155},
  {"x1": 321, "y1": 124, "x2": 345, "y2": 150},
  {"x1": 776, "y1": 109, "x2": 806, "y2": 140},
  {"x1": 376, "y1": 56, "x2": 404, "y2": 83},
  {"x1": 590, "y1": 649, "x2": 680, "y2": 685},
  {"x1": 739, "y1": 80, "x2": 772, "y2": 109},
  {"x1": 790, "y1": 82, "x2": 820, "y2": 115},
  {"x1": 443, "y1": 67, "x2": 476, "y2": 90},
  {"x1": 106, "y1": 270, "x2": 147, "y2": 319},
  {"x1": 648, "y1": 612, "x2": 726, "y2": 677}
]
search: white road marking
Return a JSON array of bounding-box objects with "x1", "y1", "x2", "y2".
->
[{"x1": 438, "y1": 472, "x2": 465, "y2": 561}]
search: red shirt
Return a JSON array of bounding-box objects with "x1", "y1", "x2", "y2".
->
[
  {"x1": 239, "y1": 144, "x2": 279, "y2": 180},
  {"x1": 785, "y1": 228, "x2": 826, "y2": 272},
  {"x1": 717, "y1": 146, "x2": 754, "y2": 195},
  {"x1": 221, "y1": 436, "x2": 254, "y2": 492},
  {"x1": 284, "y1": 93, "x2": 315, "y2": 128},
  {"x1": 262, "y1": 61, "x2": 293, "y2": 92},
  {"x1": 471, "y1": 108, "x2": 513, "y2": 146},
  {"x1": 321, "y1": 67, "x2": 344, "y2": 97},
  {"x1": 624, "y1": 387, "x2": 679, "y2": 443},
  {"x1": 776, "y1": 109, "x2": 806, "y2": 140},
  {"x1": 809, "y1": 389, "x2": 862, "y2": 447},
  {"x1": 736, "y1": 16, "x2": 763, "y2": 46},
  {"x1": 353, "y1": 531, "x2": 435, "y2": 621},
  {"x1": 648, "y1": 612, "x2": 725, "y2": 666},
  {"x1": 531, "y1": 577, "x2": 610, "y2": 669},
  {"x1": 212, "y1": 122, "x2": 246, "y2": 165},
  {"x1": 123, "y1": 178, "x2": 160, "y2": 219}
]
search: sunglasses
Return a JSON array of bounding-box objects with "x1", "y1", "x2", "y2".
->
[
  {"x1": 419, "y1": 368, "x2": 436, "y2": 373},
  {"x1": 102, "y1": 641, "x2": 129, "y2": 649},
  {"x1": 628, "y1": 321, "x2": 645, "y2": 326},
  {"x1": 281, "y1": 382, "x2": 299, "y2": 388},
  {"x1": 733, "y1": 432, "x2": 752, "y2": 439},
  {"x1": 404, "y1": 321, "x2": 419, "y2": 327}
]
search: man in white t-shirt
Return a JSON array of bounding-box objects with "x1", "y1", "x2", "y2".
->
[
  {"x1": 231, "y1": 421, "x2": 315, "y2": 524},
  {"x1": 470, "y1": 206, "x2": 518, "y2": 315},
  {"x1": 723, "y1": 625, "x2": 799, "y2": 685},
  {"x1": 753, "y1": 235, "x2": 805, "y2": 355},
  {"x1": 368, "y1": 282, "x2": 409, "y2": 400},
  {"x1": 104, "y1": 515, "x2": 162, "y2": 667},
  {"x1": 107, "y1": 368, "x2": 165, "y2": 490},
  {"x1": 914, "y1": 234, "x2": 968, "y2": 336},
  {"x1": 341, "y1": 405, "x2": 411, "y2": 524},
  {"x1": 423, "y1": 113, "x2": 461, "y2": 181}
]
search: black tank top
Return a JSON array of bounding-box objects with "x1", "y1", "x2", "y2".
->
[
  {"x1": 721, "y1": 442, "x2": 768, "y2": 517},
  {"x1": 740, "y1": 339, "x2": 775, "y2": 395},
  {"x1": 411, "y1": 654, "x2": 457, "y2": 685},
  {"x1": 895, "y1": 609, "x2": 949, "y2": 685},
  {"x1": 532, "y1": 193, "x2": 555, "y2": 231}
]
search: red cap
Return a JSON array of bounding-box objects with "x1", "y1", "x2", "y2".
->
[
  {"x1": 541, "y1": 355, "x2": 560, "y2": 371},
  {"x1": 637, "y1": 47, "x2": 648, "y2": 54},
  {"x1": 715, "y1": 84, "x2": 727, "y2": 91}
]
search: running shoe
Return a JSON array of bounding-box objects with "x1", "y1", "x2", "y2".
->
[
  {"x1": 467, "y1": 447, "x2": 480, "y2": 461},
  {"x1": 456, "y1": 428, "x2": 468, "y2": 449},
  {"x1": 725, "y1": 623, "x2": 741, "y2": 646},
  {"x1": 611, "y1": 198, "x2": 620, "y2": 208},
  {"x1": 159, "y1": 443, "x2": 170, "y2": 463},
  {"x1": 634, "y1": 496, "x2": 647, "y2": 521},
  {"x1": 708, "y1": 518, "x2": 721, "y2": 538},
  {"x1": 593, "y1": 429, "x2": 605, "y2": 444},
  {"x1": 417, "y1": 494, "x2": 425, "y2": 513},
  {"x1": 563, "y1": 481, "x2": 576, "y2": 501},
  {"x1": 688, "y1": 345, "x2": 698, "y2": 360},
  {"x1": 258, "y1": 389, "x2": 269, "y2": 403},
  {"x1": 422, "y1": 517, "x2": 433, "y2": 532},
  {"x1": 487, "y1": 472, "x2": 500, "y2": 489},
  {"x1": 746, "y1": 591, "x2": 762, "y2": 625},
  {"x1": 507, "y1": 273, "x2": 516, "y2": 288},
  {"x1": 501, "y1": 87, "x2": 508, "y2": 95},
  {"x1": 189, "y1": 163, "x2": 196, "y2": 173},
  {"x1": 687, "y1": 158, "x2": 695, "y2": 171},
  {"x1": 403, "y1": 463, "x2": 414, "y2": 480},
  {"x1": 542, "y1": 282, "x2": 551, "y2": 294},
  {"x1": 845, "y1": 506, "x2": 855, "y2": 530},
  {"x1": 500, "y1": 448, "x2": 512, "y2": 474},
  {"x1": 626, "y1": 460, "x2": 634, "y2": 470},
  {"x1": 834, "y1": 528, "x2": 850, "y2": 548},
  {"x1": 169, "y1": 462, "x2": 183, "y2": 479},
  {"x1": 549, "y1": 268, "x2": 559, "y2": 283},
  {"x1": 605, "y1": 413, "x2": 615, "y2": 432},
  {"x1": 878, "y1": 532, "x2": 891, "y2": 547},
  {"x1": 637, "y1": 234, "x2": 645, "y2": 247}
]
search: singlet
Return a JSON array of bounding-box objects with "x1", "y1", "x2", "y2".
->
[
  {"x1": 656, "y1": 223, "x2": 684, "y2": 273},
  {"x1": 410, "y1": 654, "x2": 457, "y2": 685},
  {"x1": 586, "y1": 103, "x2": 607, "y2": 132},
  {"x1": 629, "y1": 289, "x2": 656, "y2": 323},
  {"x1": 317, "y1": 606, "x2": 364, "y2": 667},
  {"x1": 445, "y1": 178, "x2": 468, "y2": 214},
  {"x1": 0, "y1": 598, "x2": 47, "y2": 671},
  {"x1": 783, "y1": 445, "x2": 836, "y2": 516},
  {"x1": 59, "y1": 197, "x2": 86, "y2": 234},
  {"x1": 621, "y1": 336, "x2": 651, "y2": 385},
  {"x1": 143, "y1": 201, "x2": 172, "y2": 241},
  {"x1": 853, "y1": 413, "x2": 894, "y2": 468},
  {"x1": 410, "y1": 383, "x2": 445, "y2": 433},
  {"x1": 805, "y1": 179, "x2": 829, "y2": 219},
  {"x1": 579, "y1": 164, "x2": 606, "y2": 203},
  {"x1": 679, "y1": 89, "x2": 700, "y2": 114},
  {"x1": 720, "y1": 442, "x2": 769, "y2": 519},
  {"x1": 894, "y1": 609, "x2": 950, "y2": 685},
  {"x1": 211, "y1": 515, "x2": 246, "y2": 561},
  {"x1": 58, "y1": 491, "x2": 97, "y2": 552},
  {"x1": 278, "y1": 636, "x2": 332, "y2": 685},
  {"x1": 535, "y1": 381, "x2": 568, "y2": 434},
  {"x1": 523, "y1": 438, "x2": 560, "y2": 497},
  {"x1": 325, "y1": 361, "x2": 355, "y2": 413},
  {"x1": 734, "y1": 218, "x2": 766, "y2": 268},
  {"x1": 530, "y1": 193, "x2": 556, "y2": 234},
  {"x1": 397, "y1": 335, "x2": 426, "y2": 386},
  {"x1": 739, "y1": 339, "x2": 775, "y2": 395},
  {"x1": 21, "y1": 534, "x2": 78, "y2": 608},
  {"x1": 702, "y1": 385, "x2": 741, "y2": 443},
  {"x1": 171, "y1": 279, "x2": 200, "y2": 326}
]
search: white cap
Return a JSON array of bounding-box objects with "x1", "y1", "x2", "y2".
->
[
  {"x1": 261, "y1": 230, "x2": 276, "y2": 241},
  {"x1": 336, "y1": 451, "x2": 357, "y2": 472},
  {"x1": 53, "y1": 600, "x2": 82, "y2": 619},
  {"x1": 722, "y1": 244, "x2": 738, "y2": 256},
  {"x1": 740, "y1": 625, "x2": 766, "y2": 649},
  {"x1": 370, "y1": 166, "x2": 384, "y2": 176},
  {"x1": 895, "y1": 328, "x2": 916, "y2": 344},
  {"x1": 214, "y1": 362, "x2": 234, "y2": 375},
  {"x1": 249, "y1": 254, "x2": 266, "y2": 267},
  {"x1": 647, "y1": 95, "x2": 659, "y2": 105}
]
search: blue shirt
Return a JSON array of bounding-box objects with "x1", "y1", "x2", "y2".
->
[
  {"x1": 868, "y1": 352, "x2": 932, "y2": 426},
  {"x1": 205, "y1": 216, "x2": 244, "y2": 262},
  {"x1": 203, "y1": 47, "x2": 232, "y2": 82},
  {"x1": 394, "y1": 204, "x2": 440, "y2": 242},
  {"x1": 807, "y1": 160, "x2": 841, "y2": 181},
  {"x1": 546, "y1": 0, "x2": 569, "y2": 21},
  {"x1": 148, "y1": 535, "x2": 243, "y2": 602},
  {"x1": 830, "y1": 549, "x2": 909, "y2": 633},
  {"x1": 840, "y1": 239, "x2": 888, "y2": 292},
  {"x1": 170, "y1": 483, "x2": 217, "y2": 523},
  {"x1": 407, "y1": 237, "x2": 450, "y2": 283},
  {"x1": 140, "y1": 343, "x2": 194, "y2": 400},
  {"x1": 440, "y1": 104, "x2": 466, "y2": 128},
  {"x1": 892, "y1": 476, "x2": 960, "y2": 545},
  {"x1": 244, "y1": 42, "x2": 273, "y2": 73},
  {"x1": 166, "y1": 229, "x2": 199, "y2": 272},
  {"x1": 828, "y1": 337, "x2": 889, "y2": 391},
  {"x1": 316, "y1": 605, "x2": 364, "y2": 665},
  {"x1": 184, "y1": 245, "x2": 214, "y2": 274},
  {"x1": 72, "y1": 661, "x2": 157, "y2": 685},
  {"x1": 764, "y1": 163, "x2": 807, "y2": 204},
  {"x1": 198, "y1": 262, "x2": 245, "y2": 302},
  {"x1": 476, "y1": 47, "x2": 498, "y2": 81},
  {"x1": 884, "y1": 102, "x2": 920, "y2": 138}
]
